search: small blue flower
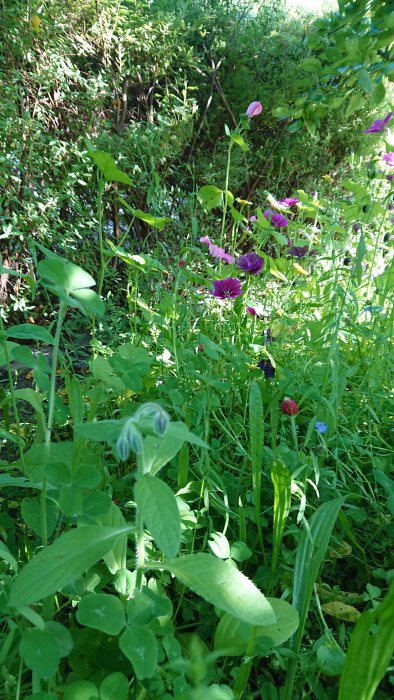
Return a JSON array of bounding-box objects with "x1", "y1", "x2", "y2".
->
[
  {"x1": 315, "y1": 421, "x2": 328, "y2": 434},
  {"x1": 363, "y1": 305, "x2": 383, "y2": 313}
]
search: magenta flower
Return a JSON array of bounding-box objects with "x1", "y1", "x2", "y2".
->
[
  {"x1": 273, "y1": 196, "x2": 299, "y2": 209},
  {"x1": 200, "y1": 236, "x2": 235, "y2": 264},
  {"x1": 211, "y1": 277, "x2": 242, "y2": 299},
  {"x1": 264, "y1": 209, "x2": 289, "y2": 228},
  {"x1": 235, "y1": 252, "x2": 264, "y2": 275},
  {"x1": 383, "y1": 152, "x2": 394, "y2": 166},
  {"x1": 363, "y1": 112, "x2": 392, "y2": 134},
  {"x1": 246, "y1": 101, "x2": 262, "y2": 118},
  {"x1": 246, "y1": 306, "x2": 257, "y2": 316},
  {"x1": 249, "y1": 215, "x2": 257, "y2": 222}
]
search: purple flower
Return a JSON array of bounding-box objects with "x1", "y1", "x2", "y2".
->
[
  {"x1": 363, "y1": 112, "x2": 392, "y2": 134},
  {"x1": 235, "y1": 252, "x2": 264, "y2": 275},
  {"x1": 246, "y1": 101, "x2": 262, "y2": 118},
  {"x1": 353, "y1": 223, "x2": 360, "y2": 233},
  {"x1": 387, "y1": 175, "x2": 393, "y2": 182},
  {"x1": 200, "y1": 236, "x2": 235, "y2": 264},
  {"x1": 263, "y1": 209, "x2": 289, "y2": 228},
  {"x1": 262, "y1": 328, "x2": 276, "y2": 345},
  {"x1": 287, "y1": 245, "x2": 316, "y2": 259},
  {"x1": 249, "y1": 215, "x2": 257, "y2": 222},
  {"x1": 383, "y1": 152, "x2": 394, "y2": 166},
  {"x1": 257, "y1": 359, "x2": 275, "y2": 378},
  {"x1": 211, "y1": 277, "x2": 242, "y2": 299},
  {"x1": 274, "y1": 196, "x2": 299, "y2": 209},
  {"x1": 315, "y1": 421, "x2": 328, "y2": 434},
  {"x1": 246, "y1": 306, "x2": 258, "y2": 317}
]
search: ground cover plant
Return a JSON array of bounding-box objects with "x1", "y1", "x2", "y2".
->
[{"x1": 0, "y1": 1, "x2": 393, "y2": 699}]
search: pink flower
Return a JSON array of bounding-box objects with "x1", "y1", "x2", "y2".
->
[
  {"x1": 273, "y1": 196, "x2": 299, "y2": 209},
  {"x1": 363, "y1": 112, "x2": 392, "y2": 134},
  {"x1": 199, "y1": 236, "x2": 235, "y2": 264},
  {"x1": 246, "y1": 101, "x2": 262, "y2": 118},
  {"x1": 383, "y1": 152, "x2": 394, "y2": 166},
  {"x1": 281, "y1": 398, "x2": 299, "y2": 416}
]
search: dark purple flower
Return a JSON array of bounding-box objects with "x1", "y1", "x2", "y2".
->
[
  {"x1": 235, "y1": 252, "x2": 264, "y2": 275},
  {"x1": 287, "y1": 245, "x2": 310, "y2": 258},
  {"x1": 246, "y1": 306, "x2": 258, "y2": 317},
  {"x1": 383, "y1": 152, "x2": 394, "y2": 166},
  {"x1": 211, "y1": 277, "x2": 242, "y2": 299},
  {"x1": 353, "y1": 223, "x2": 360, "y2": 233},
  {"x1": 257, "y1": 359, "x2": 275, "y2": 378},
  {"x1": 387, "y1": 175, "x2": 393, "y2": 182},
  {"x1": 363, "y1": 112, "x2": 392, "y2": 134},
  {"x1": 263, "y1": 328, "x2": 276, "y2": 345},
  {"x1": 264, "y1": 209, "x2": 289, "y2": 228},
  {"x1": 200, "y1": 236, "x2": 235, "y2": 264}
]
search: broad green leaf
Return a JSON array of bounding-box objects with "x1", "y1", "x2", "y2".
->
[
  {"x1": 345, "y1": 92, "x2": 365, "y2": 117},
  {"x1": 357, "y1": 69, "x2": 373, "y2": 93},
  {"x1": 0, "y1": 540, "x2": 18, "y2": 572},
  {"x1": 76, "y1": 592, "x2": 126, "y2": 635},
  {"x1": 100, "y1": 672, "x2": 129, "y2": 700},
  {"x1": 300, "y1": 57, "x2": 322, "y2": 73},
  {"x1": 167, "y1": 554, "x2": 275, "y2": 626},
  {"x1": 74, "y1": 419, "x2": 124, "y2": 442},
  {"x1": 214, "y1": 598, "x2": 299, "y2": 656},
  {"x1": 89, "y1": 150, "x2": 133, "y2": 185},
  {"x1": 230, "y1": 132, "x2": 249, "y2": 152},
  {"x1": 119, "y1": 624, "x2": 158, "y2": 679},
  {"x1": 370, "y1": 80, "x2": 386, "y2": 107},
  {"x1": 21, "y1": 497, "x2": 60, "y2": 539},
  {"x1": 272, "y1": 106, "x2": 291, "y2": 119},
  {"x1": 5, "y1": 324, "x2": 53, "y2": 344},
  {"x1": 63, "y1": 680, "x2": 99, "y2": 700},
  {"x1": 270, "y1": 460, "x2": 292, "y2": 578},
  {"x1": 338, "y1": 582, "x2": 394, "y2": 700},
  {"x1": 8, "y1": 525, "x2": 132, "y2": 608},
  {"x1": 134, "y1": 475, "x2": 181, "y2": 558},
  {"x1": 99, "y1": 503, "x2": 128, "y2": 574},
  {"x1": 38, "y1": 258, "x2": 95, "y2": 294},
  {"x1": 20, "y1": 629, "x2": 60, "y2": 678},
  {"x1": 198, "y1": 185, "x2": 224, "y2": 210},
  {"x1": 44, "y1": 621, "x2": 73, "y2": 658},
  {"x1": 144, "y1": 422, "x2": 207, "y2": 477},
  {"x1": 134, "y1": 209, "x2": 172, "y2": 230}
]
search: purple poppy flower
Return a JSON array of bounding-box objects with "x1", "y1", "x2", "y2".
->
[
  {"x1": 383, "y1": 152, "x2": 394, "y2": 166},
  {"x1": 211, "y1": 277, "x2": 242, "y2": 299},
  {"x1": 353, "y1": 223, "x2": 360, "y2": 233},
  {"x1": 235, "y1": 252, "x2": 264, "y2": 275},
  {"x1": 257, "y1": 359, "x2": 275, "y2": 378},
  {"x1": 200, "y1": 236, "x2": 235, "y2": 264},
  {"x1": 363, "y1": 112, "x2": 392, "y2": 134},
  {"x1": 246, "y1": 101, "x2": 262, "y2": 118},
  {"x1": 263, "y1": 209, "x2": 289, "y2": 228},
  {"x1": 287, "y1": 245, "x2": 315, "y2": 259}
]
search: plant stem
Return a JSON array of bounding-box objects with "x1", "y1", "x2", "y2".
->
[{"x1": 0, "y1": 314, "x2": 25, "y2": 468}]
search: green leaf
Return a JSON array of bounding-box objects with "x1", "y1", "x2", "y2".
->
[
  {"x1": 44, "y1": 621, "x2": 73, "y2": 658},
  {"x1": 5, "y1": 324, "x2": 54, "y2": 344},
  {"x1": 230, "y1": 132, "x2": 249, "y2": 152},
  {"x1": 370, "y1": 81, "x2": 386, "y2": 108},
  {"x1": 300, "y1": 58, "x2": 322, "y2": 73},
  {"x1": 8, "y1": 525, "x2": 132, "y2": 608},
  {"x1": 198, "y1": 185, "x2": 224, "y2": 210},
  {"x1": 119, "y1": 624, "x2": 158, "y2": 679},
  {"x1": 0, "y1": 540, "x2": 18, "y2": 572},
  {"x1": 167, "y1": 554, "x2": 275, "y2": 625},
  {"x1": 272, "y1": 106, "x2": 291, "y2": 119},
  {"x1": 76, "y1": 593, "x2": 126, "y2": 635},
  {"x1": 37, "y1": 257, "x2": 105, "y2": 317},
  {"x1": 63, "y1": 680, "x2": 99, "y2": 700},
  {"x1": 345, "y1": 92, "x2": 365, "y2": 117},
  {"x1": 338, "y1": 582, "x2": 394, "y2": 700},
  {"x1": 21, "y1": 497, "x2": 60, "y2": 539},
  {"x1": 270, "y1": 460, "x2": 292, "y2": 578},
  {"x1": 74, "y1": 419, "x2": 124, "y2": 442},
  {"x1": 143, "y1": 422, "x2": 207, "y2": 477},
  {"x1": 20, "y1": 629, "x2": 60, "y2": 678},
  {"x1": 249, "y1": 381, "x2": 264, "y2": 553},
  {"x1": 214, "y1": 598, "x2": 299, "y2": 656},
  {"x1": 357, "y1": 69, "x2": 373, "y2": 93},
  {"x1": 135, "y1": 475, "x2": 181, "y2": 558},
  {"x1": 89, "y1": 150, "x2": 133, "y2": 185},
  {"x1": 134, "y1": 209, "x2": 172, "y2": 230},
  {"x1": 283, "y1": 498, "x2": 344, "y2": 700},
  {"x1": 100, "y1": 672, "x2": 129, "y2": 700}
]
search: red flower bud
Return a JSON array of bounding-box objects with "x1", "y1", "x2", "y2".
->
[
  {"x1": 178, "y1": 259, "x2": 186, "y2": 267},
  {"x1": 281, "y1": 397, "x2": 299, "y2": 416}
]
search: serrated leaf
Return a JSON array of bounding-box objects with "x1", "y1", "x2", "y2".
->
[
  {"x1": 167, "y1": 553, "x2": 275, "y2": 625},
  {"x1": 9, "y1": 525, "x2": 132, "y2": 608},
  {"x1": 135, "y1": 475, "x2": 180, "y2": 558}
]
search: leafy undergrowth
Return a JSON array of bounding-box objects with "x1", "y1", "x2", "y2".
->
[{"x1": 1, "y1": 45, "x2": 394, "y2": 700}]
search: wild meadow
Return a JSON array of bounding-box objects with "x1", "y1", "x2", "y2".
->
[{"x1": 0, "y1": 1, "x2": 393, "y2": 699}]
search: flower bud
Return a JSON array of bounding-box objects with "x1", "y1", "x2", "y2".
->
[{"x1": 281, "y1": 397, "x2": 299, "y2": 416}]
